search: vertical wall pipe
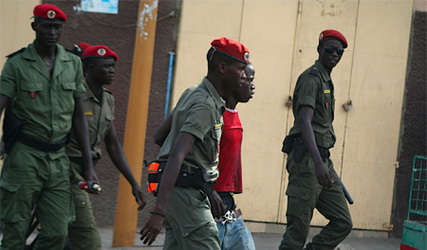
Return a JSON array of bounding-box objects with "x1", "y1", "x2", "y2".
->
[
  {"x1": 112, "y1": 0, "x2": 158, "y2": 247},
  {"x1": 164, "y1": 52, "x2": 175, "y2": 120}
]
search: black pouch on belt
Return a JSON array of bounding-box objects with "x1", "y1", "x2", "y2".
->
[
  {"x1": 281, "y1": 135, "x2": 295, "y2": 154},
  {"x1": 147, "y1": 161, "x2": 166, "y2": 196},
  {"x1": 2, "y1": 108, "x2": 22, "y2": 154},
  {"x1": 147, "y1": 160, "x2": 214, "y2": 197},
  {"x1": 292, "y1": 137, "x2": 306, "y2": 163}
]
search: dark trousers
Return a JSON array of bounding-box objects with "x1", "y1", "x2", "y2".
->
[{"x1": 279, "y1": 152, "x2": 352, "y2": 250}]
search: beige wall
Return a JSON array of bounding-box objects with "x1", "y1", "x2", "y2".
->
[
  {"x1": 0, "y1": 0, "x2": 40, "y2": 67},
  {"x1": 0, "y1": 0, "x2": 41, "y2": 167},
  {"x1": 173, "y1": 0, "x2": 413, "y2": 231}
]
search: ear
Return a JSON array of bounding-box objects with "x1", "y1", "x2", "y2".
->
[
  {"x1": 86, "y1": 62, "x2": 95, "y2": 73},
  {"x1": 317, "y1": 45, "x2": 321, "y2": 53},
  {"x1": 218, "y1": 61, "x2": 227, "y2": 74},
  {"x1": 31, "y1": 22, "x2": 36, "y2": 31}
]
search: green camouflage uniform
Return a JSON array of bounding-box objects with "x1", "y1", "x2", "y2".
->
[
  {"x1": 280, "y1": 60, "x2": 352, "y2": 250},
  {"x1": 0, "y1": 42, "x2": 86, "y2": 249},
  {"x1": 157, "y1": 77, "x2": 224, "y2": 250},
  {"x1": 65, "y1": 85, "x2": 115, "y2": 250}
]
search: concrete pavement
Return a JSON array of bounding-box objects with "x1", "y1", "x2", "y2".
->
[{"x1": 100, "y1": 227, "x2": 402, "y2": 250}]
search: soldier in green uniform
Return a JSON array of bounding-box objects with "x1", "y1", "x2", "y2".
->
[
  {"x1": 0, "y1": 4, "x2": 95, "y2": 250},
  {"x1": 139, "y1": 37, "x2": 250, "y2": 249},
  {"x1": 280, "y1": 29, "x2": 353, "y2": 250},
  {"x1": 66, "y1": 44, "x2": 146, "y2": 250}
]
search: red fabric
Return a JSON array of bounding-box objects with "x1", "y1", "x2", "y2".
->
[
  {"x1": 82, "y1": 45, "x2": 118, "y2": 61},
  {"x1": 319, "y1": 29, "x2": 348, "y2": 48},
  {"x1": 400, "y1": 244, "x2": 419, "y2": 250},
  {"x1": 213, "y1": 110, "x2": 243, "y2": 193},
  {"x1": 33, "y1": 4, "x2": 67, "y2": 21},
  {"x1": 211, "y1": 37, "x2": 250, "y2": 63},
  {"x1": 78, "y1": 42, "x2": 91, "y2": 51}
]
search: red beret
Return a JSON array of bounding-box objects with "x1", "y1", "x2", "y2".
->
[
  {"x1": 77, "y1": 42, "x2": 91, "y2": 51},
  {"x1": 319, "y1": 29, "x2": 348, "y2": 48},
  {"x1": 211, "y1": 37, "x2": 250, "y2": 64},
  {"x1": 33, "y1": 4, "x2": 67, "y2": 22},
  {"x1": 81, "y1": 45, "x2": 118, "y2": 61}
]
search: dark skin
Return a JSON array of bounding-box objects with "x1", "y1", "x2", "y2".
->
[
  {"x1": 32, "y1": 18, "x2": 63, "y2": 74},
  {"x1": 0, "y1": 17, "x2": 95, "y2": 182},
  {"x1": 223, "y1": 62, "x2": 255, "y2": 109},
  {"x1": 299, "y1": 38, "x2": 344, "y2": 188},
  {"x1": 84, "y1": 58, "x2": 146, "y2": 209},
  {"x1": 140, "y1": 56, "x2": 247, "y2": 246}
]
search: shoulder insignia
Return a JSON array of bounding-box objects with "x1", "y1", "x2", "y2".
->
[
  {"x1": 309, "y1": 66, "x2": 319, "y2": 76},
  {"x1": 6, "y1": 48, "x2": 26, "y2": 58},
  {"x1": 65, "y1": 48, "x2": 75, "y2": 54},
  {"x1": 65, "y1": 48, "x2": 82, "y2": 57}
]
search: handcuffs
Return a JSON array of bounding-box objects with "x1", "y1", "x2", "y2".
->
[{"x1": 216, "y1": 209, "x2": 242, "y2": 225}]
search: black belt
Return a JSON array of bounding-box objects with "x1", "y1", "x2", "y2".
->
[
  {"x1": 18, "y1": 132, "x2": 69, "y2": 152},
  {"x1": 175, "y1": 168, "x2": 213, "y2": 192},
  {"x1": 149, "y1": 162, "x2": 214, "y2": 196},
  {"x1": 282, "y1": 135, "x2": 331, "y2": 162}
]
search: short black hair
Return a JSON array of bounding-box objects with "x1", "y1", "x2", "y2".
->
[
  {"x1": 206, "y1": 47, "x2": 236, "y2": 71},
  {"x1": 33, "y1": 16, "x2": 64, "y2": 24}
]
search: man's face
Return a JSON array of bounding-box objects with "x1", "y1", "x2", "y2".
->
[
  {"x1": 88, "y1": 58, "x2": 116, "y2": 85},
  {"x1": 318, "y1": 39, "x2": 344, "y2": 71},
  {"x1": 235, "y1": 64, "x2": 255, "y2": 103},
  {"x1": 32, "y1": 18, "x2": 63, "y2": 47},
  {"x1": 224, "y1": 60, "x2": 247, "y2": 93}
]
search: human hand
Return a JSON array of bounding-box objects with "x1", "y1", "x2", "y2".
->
[
  {"x1": 85, "y1": 168, "x2": 100, "y2": 184},
  {"x1": 314, "y1": 161, "x2": 333, "y2": 188},
  {"x1": 207, "y1": 190, "x2": 226, "y2": 219},
  {"x1": 140, "y1": 212, "x2": 164, "y2": 246},
  {"x1": 132, "y1": 185, "x2": 146, "y2": 211}
]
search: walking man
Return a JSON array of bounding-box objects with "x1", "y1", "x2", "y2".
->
[
  {"x1": 0, "y1": 4, "x2": 94, "y2": 249},
  {"x1": 280, "y1": 29, "x2": 353, "y2": 250},
  {"x1": 140, "y1": 37, "x2": 250, "y2": 249},
  {"x1": 66, "y1": 44, "x2": 146, "y2": 249},
  {"x1": 213, "y1": 62, "x2": 256, "y2": 250}
]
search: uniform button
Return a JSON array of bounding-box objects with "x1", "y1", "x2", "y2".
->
[
  {"x1": 185, "y1": 232, "x2": 189, "y2": 236},
  {"x1": 82, "y1": 201, "x2": 86, "y2": 205}
]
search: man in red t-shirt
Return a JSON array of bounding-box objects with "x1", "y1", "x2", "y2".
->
[{"x1": 213, "y1": 62, "x2": 256, "y2": 250}]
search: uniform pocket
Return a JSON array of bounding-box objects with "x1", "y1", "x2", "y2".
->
[
  {"x1": 56, "y1": 81, "x2": 77, "y2": 121},
  {"x1": 72, "y1": 189, "x2": 95, "y2": 227},
  {"x1": 187, "y1": 189, "x2": 209, "y2": 209},
  {"x1": 19, "y1": 81, "x2": 44, "y2": 101},
  {"x1": 62, "y1": 82, "x2": 77, "y2": 91},
  {"x1": 286, "y1": 155, "x2": 317, "y2": 201},
  {"x1": 0, "y1": 179, "x2": 22, "y2": 223},
  {"x1": 181, "y1": 221, "x2": 218, "y2": 240},
  {"x1": 21, "y1": 81, "x2": 44, "y2": 92}
]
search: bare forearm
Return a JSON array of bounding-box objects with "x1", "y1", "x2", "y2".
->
[
  {"x1": 153, "y1": 159, "x2": 182, "y2": 213},
  {"x1": 298, "y1": 106, "x2": 332, "y2": 187},
  {"x1": 0, "y1": 95, "x2": 10, "y2": 113},
  {"x1": 73, "y1": 98, "x2": 95, "y2": 178},
  {"x1": 73, "y1": 117, "x2": 93, "y2": 171},
  {"x1": 300, "y1": 120, "x2": 322, "y2": 164},
  {"x1": 298, "y1": 107, "x2": 323, "y2": 165},
  {"x1": 154, "y1": 113, "x2": 173, "y2": 146},
  {"x1": 154, "y1": 132, "x2": 194, "y2": 213},
  {"x1": 107, "y1": 142, "x2": 139, "y2": 187}
]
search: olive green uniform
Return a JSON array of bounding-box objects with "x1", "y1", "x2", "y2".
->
[
  {"x1": 0, "y1": 42, "x2": 86, "y2": 249},
  {"x1": 65, "y1": 85, "x2": 115, "y2": 250},
  {"x1": 157, "y1": 77, "x2": 224, "y2": 250},
  {"x1": 280, "y1": 60, "x2": 352, "y2": 250}
]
